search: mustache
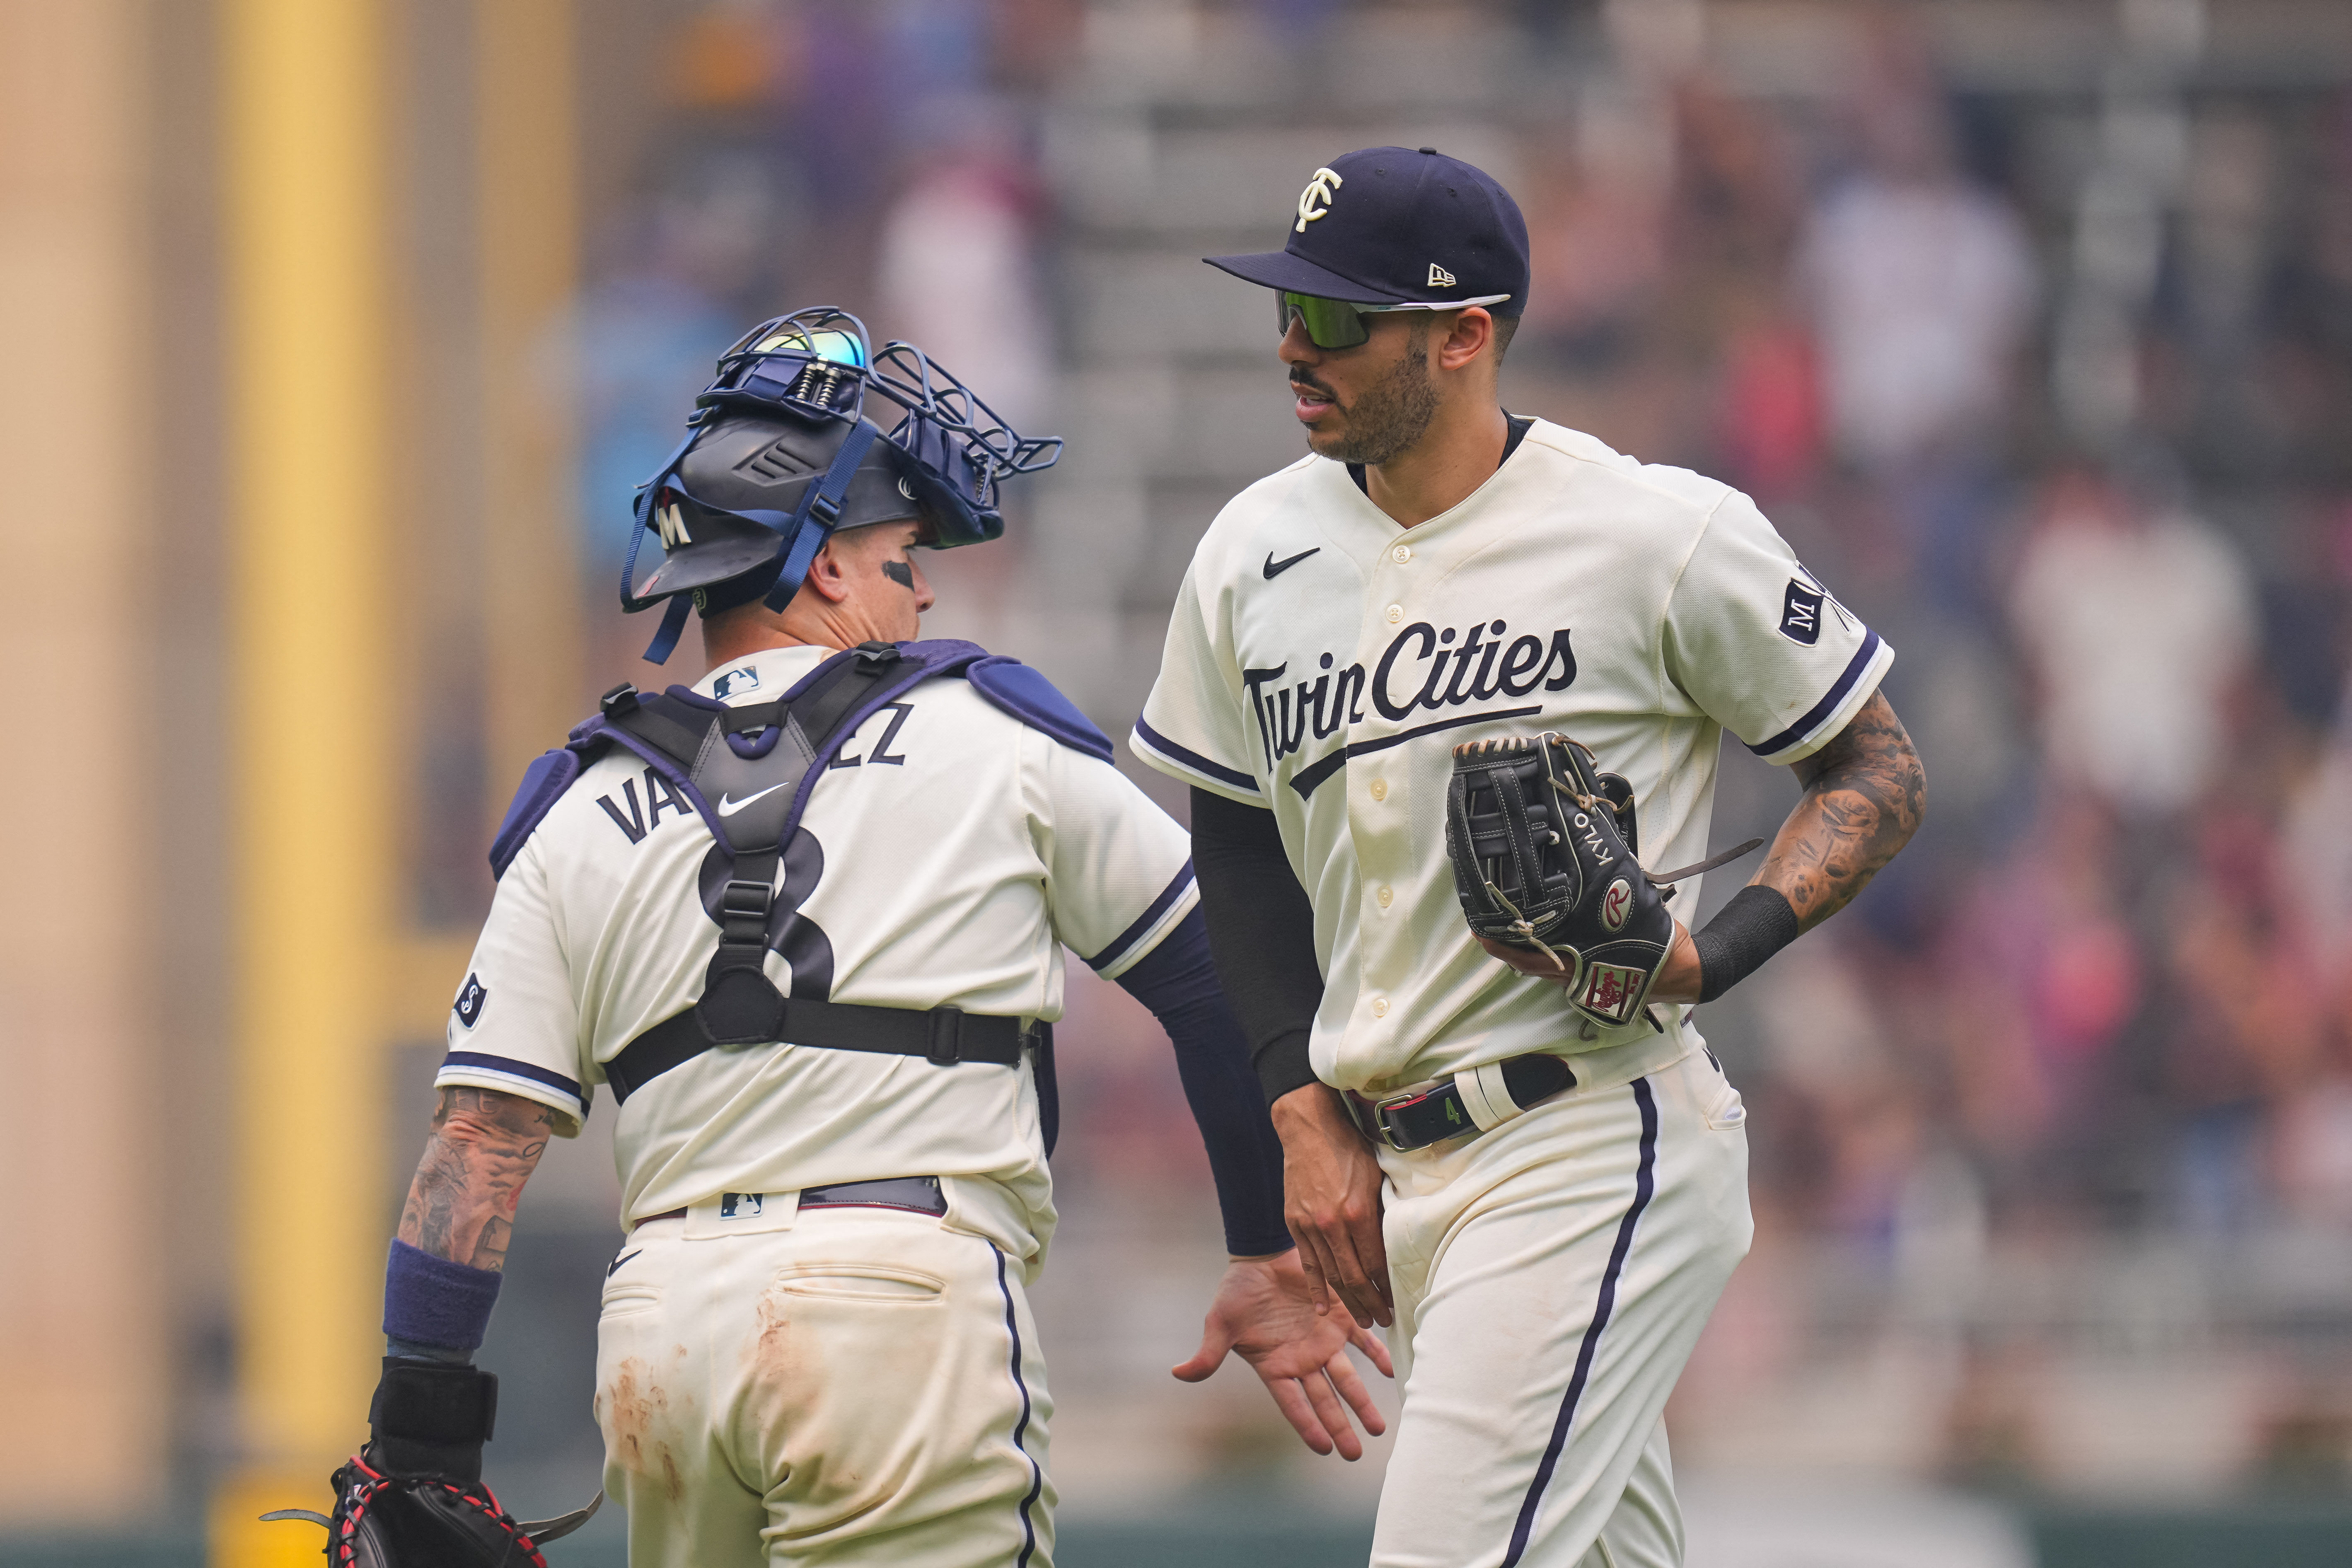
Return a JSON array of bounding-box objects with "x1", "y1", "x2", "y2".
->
[{"x1": 1290, "y1": 372, "x2": 1338, "y2": 403}]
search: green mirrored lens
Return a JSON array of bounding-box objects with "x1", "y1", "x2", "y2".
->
[{"x1": 1278, "y1": 291, "x2": 1372, "y2": 350}]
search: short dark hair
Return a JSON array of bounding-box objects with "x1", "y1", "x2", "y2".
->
[{"x1": 1491, "y1": 313, "x2": 1520, "y2": 365}]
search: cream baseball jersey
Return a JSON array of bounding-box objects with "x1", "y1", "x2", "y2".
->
[
  {"x1": 436, "y1": 643, "x2": 1198, "y2": 1263},
  {"x1": 1135, "y1": 418, "x2": 1890, "y2": 1093}
]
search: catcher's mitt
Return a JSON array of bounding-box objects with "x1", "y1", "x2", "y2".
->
[
  {"x1": 1446, "y1": 733, "x2": 1758, "y2": 1032},
  {"x1": 262, "y1": 1359, "x2": 600, "y2": 1567}
]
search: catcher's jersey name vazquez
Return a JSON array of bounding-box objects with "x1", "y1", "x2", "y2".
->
[
  {"x1": 437, "y1": 643, "x2": 1201, "y2": 1261},
  {"x1": 1136, "y1": 418, "x2": 1892, "y2": 1093}
]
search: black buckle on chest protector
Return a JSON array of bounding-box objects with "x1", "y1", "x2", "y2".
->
[{"x1": 698, "y1": 861, "x2": 787, "y2": 1044}]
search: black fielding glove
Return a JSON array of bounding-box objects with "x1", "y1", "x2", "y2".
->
[
  {"x1": 1446, "y1": 734, "x2": 1675, "y2": 1030},
  {"x1": 261, "y1": 1358, "x2": 602, "y2": 1567}
]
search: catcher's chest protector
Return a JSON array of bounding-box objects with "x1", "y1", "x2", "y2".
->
[
  {"x1": 1446, "y1": 733, "x2": 1676, "y2": 1031},
  {"x1": 486, "y1": 638, "x2": 1113, "y2": 1140}
]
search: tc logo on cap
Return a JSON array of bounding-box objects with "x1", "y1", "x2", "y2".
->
[{"x1": 1295, "y1": 167, "x2": 1344, "y2": 232}]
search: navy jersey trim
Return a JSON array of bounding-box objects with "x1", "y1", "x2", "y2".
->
[
  {"x1": 1133, "y1": 716, "x2": 1260, "y2": 794},
  {"x1": 438, "y1": 1051, "x2": 585, "y2": 1105},
  {"x1": 1745, "y1": 629, "x2": 1881, "y2": 759},
  {"x1": 1290, "y1": 704, "x2": 1544, "y2": 799},
  {"x1": 1086, "y1": 860, "x2": 1197, "y2": 971},
  {"x1": 993, "y1": 1244, "x2": 1046, "y2": 1568},
  {"x1": 1501, "y1": 1076, "x2": 1658, "y2": 1566}
]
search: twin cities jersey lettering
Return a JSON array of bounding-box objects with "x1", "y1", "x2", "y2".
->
[
  {"x1": 1136, "y1": 419, "x2": 1890, "y2": 1094},
  {"x1": 439, "y1": 644, "x2": 1199, "y2": 1267}
]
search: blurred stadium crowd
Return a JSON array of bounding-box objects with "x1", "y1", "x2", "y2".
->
[{"x1": 508, "y1": 0, "x2": 2352, "y2": 1505}]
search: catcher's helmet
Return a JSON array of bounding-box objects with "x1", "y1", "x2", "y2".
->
[{"x1": 620, "y1": 308, "x2": 1061, "y2": 663}]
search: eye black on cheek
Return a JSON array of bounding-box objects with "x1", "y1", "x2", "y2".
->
[{"x1": 882, "y1": 560, "x2": 914, "y2": 588}]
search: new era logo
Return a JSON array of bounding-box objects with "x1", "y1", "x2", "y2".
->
[{"x1": 1428, "y1": 263, "x2": 1456, "y2": 287}]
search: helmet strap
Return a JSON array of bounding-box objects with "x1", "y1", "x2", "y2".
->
[
  {"x1": 621, "y1": 420, "x2": 709, "y2": 613},
  {"x1": 762, "y1": 421, "x2": 883, "y2": 614},
  {"x1": 640, "y1": 594, "x2": 693, "y2": 665}
]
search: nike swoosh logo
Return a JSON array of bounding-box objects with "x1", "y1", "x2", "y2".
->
[
  {"x1": 1263, "y1": 547, "x2": 1320, "y2": 579},
  {"x1": 607, "y1": 1249, "x2": 642, "y2": 1278},
  {"x1": 716, "y1": 782, "x2": 790, "y2": 817}
]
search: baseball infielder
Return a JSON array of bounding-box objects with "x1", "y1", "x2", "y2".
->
[
  {"x1": 319, "y1": 312, "x2": 1387, "y2": 1568},
  {"x1": 1137, "y1": 149, "x2": 1927, "y2": 1565}
]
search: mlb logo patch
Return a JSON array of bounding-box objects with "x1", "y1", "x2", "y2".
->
[
  {"x1": 1779, "y1": 579, "x2": 1825, "y2": 645},
  {"x1": 712, "y1": 666, "x2": 761, "y2": 699},
  {"x1": 453, "y1": 973, "x2": 489, "y2": 1029},
  {"x1": 719, "y1": 1192, "x2": 765, "y2": 1220}
]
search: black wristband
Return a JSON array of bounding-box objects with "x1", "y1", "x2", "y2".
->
[
  {"x1": 1691, "y1": 885, "x2": 1801, "y2": 1003},
  {"x1": 368, "y1": 1358, "x2": 498, "y2": 1480}
]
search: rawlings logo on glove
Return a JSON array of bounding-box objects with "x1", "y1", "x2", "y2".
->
[{"x1": 1444, "y1": 733, "x2": 1758, "y2": 1032}]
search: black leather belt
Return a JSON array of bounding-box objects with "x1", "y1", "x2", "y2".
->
[
  {"x1": 633, "y1": 1175, "x2": 947, "y2": 1230},
  {"x1": 1348, "y1": 1053, "x2": 1576, "y2": 1152},
  {"x1": 607, "y1": 1002, "x2": 1045, "y2": 1104}
]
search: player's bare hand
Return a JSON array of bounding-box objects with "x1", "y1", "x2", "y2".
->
[
  {"x1": 1478, "y1": 920, "x2": 1701, "y2": 1003},
  {"x1": 1648, "y1": 920, "x2": 1701, "y2": 1003},
  {"x1": 1172, "y1": 1250, "x2": 1392, "y2": 1459},
  {"x1": 1269, "y1": 1084, "x2": 1392, "y2": 1329}
]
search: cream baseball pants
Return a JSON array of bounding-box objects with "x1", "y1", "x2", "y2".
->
[
  {"x1": 595, "y1": 1203, "x2": 1053, "y2": 1568},
  {"x1": 1371, "y1": 1036, "x2": 1752, "y2": 1568}
]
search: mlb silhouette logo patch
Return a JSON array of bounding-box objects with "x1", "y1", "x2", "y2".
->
[
  {"x1": 712, "y1": 666, "x2": 761, "y2": 699},
  {"x1": 720, "y1": 1192, "x2": 764, "y2": 1220},
  {"x1": 1779, "y1": 580, "x2": 1824, "y2": 645},
  {"x1": 453, "y1": 973, "x2": 489, "y2": 1029}
]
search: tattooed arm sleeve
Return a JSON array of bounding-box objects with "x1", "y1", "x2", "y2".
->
[
  {"x1": 1760, "y1": 689, "x2": 1927, "y2": 932},
  {"x1": 395, "y1": 1086, "x2": 557, "y2": 1272}
]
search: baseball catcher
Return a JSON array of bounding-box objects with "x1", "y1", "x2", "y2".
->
[{"x1": 268, "y1": 307, "x2": 1378, "y2": 1568}]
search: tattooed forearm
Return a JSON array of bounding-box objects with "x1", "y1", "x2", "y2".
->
[
  {"x1": 1757, "y1": 690, "x2": 1926, "y2": 932},
  {"x1": 395, "y1": 1086, "x2": 556, "y2": 1271}
]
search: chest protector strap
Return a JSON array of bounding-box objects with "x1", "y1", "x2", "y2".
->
[{"x1": 567, "y1": 639, "x2": 1053, "y2": 1136}]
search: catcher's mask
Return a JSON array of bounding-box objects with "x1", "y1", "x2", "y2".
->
[{"x1": 620, "y1": 307, "x2": 1062, "y2": 663}]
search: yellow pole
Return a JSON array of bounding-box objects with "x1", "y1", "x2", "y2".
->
[
  {"x1": 217, "y1": 0, "x2": 392, "y2": 1558},
  {"x1": 478, "y1": 0, "x2": 584, "y2": 799}
]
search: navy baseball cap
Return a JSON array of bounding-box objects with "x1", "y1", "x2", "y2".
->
[{"x1": 1206, "y1": 145, "x2": 1529, "y2": 313}]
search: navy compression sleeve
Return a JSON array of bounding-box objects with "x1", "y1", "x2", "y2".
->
[
  {"x1": 1190, "y1": 787, "x2": 1325, "y2": 1105},
  {"x1": 1115, "y1": 907, "x2": 1293, "y2": 1256}
]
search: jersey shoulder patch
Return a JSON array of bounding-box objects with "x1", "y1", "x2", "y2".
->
[
  {"x1": 489, "y1": 747, "x2": 584, "y2": 879},
  {"x1": 967, "y1": 657, "x2": 1114, "y2": 763}
]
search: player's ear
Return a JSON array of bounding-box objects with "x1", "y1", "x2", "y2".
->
[
  {"x1": 1437, "y1": 307, "x2": 1494, "y2": 373},
  {"x1": 802, "y1": 534, "x2": 856, "y2": 604}
]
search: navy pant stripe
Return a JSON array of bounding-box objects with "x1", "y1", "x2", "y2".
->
[
  {"x1": 1501, "y1": 1076, "x2": 1661, "y2": 1566},
  {"x1": 993, "y1": 1244, "x2": 1046, "y2": 1568}
]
